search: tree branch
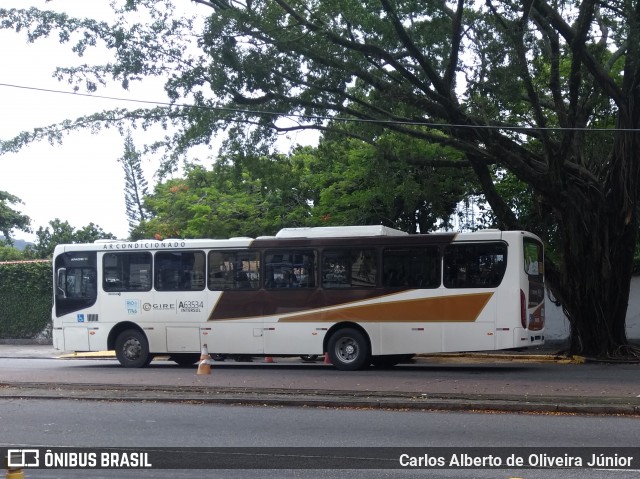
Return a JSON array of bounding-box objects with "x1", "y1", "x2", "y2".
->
[
  {"x1": 533, "y1": 0, "x2": 625, "y2": 109},
  {"x1": 378, "y1": 0, "x2": 448, "y2": 100},
  {"x1": 443, "y1": 0, "x2": 464, "y2": 98}
]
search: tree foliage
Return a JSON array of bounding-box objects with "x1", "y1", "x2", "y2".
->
[
  {"x1": 310, "y1": 129, "x2": 472, "y2": 232},
  {"x1": 0, "y1": 244, "x2": 27, "y2": 261},
  {"x1": 0, "y1": 190, "x2": 31, "y2": 244},
  {"x1": 135, "y1": 134, "x2": 469, "y2": 239},
  {"x1": 2, "y1": 1, "x2": 640, "y2": 358},
  {"x1": 135, "y1": 154, "x2": 311, "y2": 239},
  {"x1": 29, "y1": 219, "x2": 116, "y2": 259}
]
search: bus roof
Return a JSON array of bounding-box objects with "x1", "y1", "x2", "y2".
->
[
  {"x1": 52, "y1": 228, "x2": 541, "y2": 254},
  {"x1": 275, "y1": 225, "x2": 409, "y2": 238}
]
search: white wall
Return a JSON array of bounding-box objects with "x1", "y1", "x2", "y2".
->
[{"x1": 545, "y1": 276, "x2": 640, "y2": 341}]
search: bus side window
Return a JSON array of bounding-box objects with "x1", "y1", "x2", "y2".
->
[
  {"x1": 208, "y1": 250, "x2": 260, "y2": 291},
  {"x1": 383, "y1": 247, "x2": 440, "y2": 289},
  {"x1": 155, "y1": 251, "x2": 205, "y2": 292},
  {"x1": 103, "y1": 252, "x2": 152, "y2": 292},
  {"x1": 322, "y1": 249, "x2": 377, "y2": 289},
  {"x1": 264, "y1": 250, "x2": 316, "y2": 289},
  {"x1": 443, "y1": 243, "x2": 507, "y2": 288}
]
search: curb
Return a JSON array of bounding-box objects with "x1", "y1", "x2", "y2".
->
[
  {"x1": 53, "y1": 351, "x2": 582, "y2": 363},
  {"x1": 419, "y1": 352, "x2": 585, "y2": 364},
  {"x1": 1, "y1": 382, "x2": 638, "y2": 416},
  {"x1": 58, "y1": 351, "x2": 116, "y2": 359}
]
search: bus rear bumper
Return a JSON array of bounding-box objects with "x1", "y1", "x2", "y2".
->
[{"x1": 513, "y1": 327, "x2": 545, "y2": 347}]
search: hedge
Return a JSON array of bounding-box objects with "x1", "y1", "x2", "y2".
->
[{"x1": 0, "y1": 261, "x2": 52, "y2": 339}]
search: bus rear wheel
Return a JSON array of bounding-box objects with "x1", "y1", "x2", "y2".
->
[
  {"x1": 115, "y1": 329, "x2": 153, "y2": 368},
  {"x1": 327, "y1": 328, "x2": 370, "y2": 371}
]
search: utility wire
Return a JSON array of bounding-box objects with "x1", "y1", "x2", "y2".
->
[{"x1": 0, "y1": 82, "x2": 636, "y2": 132}]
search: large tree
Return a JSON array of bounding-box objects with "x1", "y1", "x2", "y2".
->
[
  {"x1": 119, "y1": 131, "x2": 150, "y2": 236},
  {"x1": 1, "y1": 1, "x2": 640, "y2": 358}
]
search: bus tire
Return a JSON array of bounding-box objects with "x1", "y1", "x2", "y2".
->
[
  {"x1": 327, "y1": 328, "x2": 370, "y2": 371},
  {"x1": 115, "y1": 329, "x2": 153, "y2": 368}
]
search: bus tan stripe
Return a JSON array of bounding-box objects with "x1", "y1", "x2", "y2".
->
[{"x1": 277, "y1": 292, "x2": 494, "y2": 323}]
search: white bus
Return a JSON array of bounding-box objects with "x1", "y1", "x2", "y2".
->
[{"x1": 52, "y1": 226, "x2": 545, "y2": 370}]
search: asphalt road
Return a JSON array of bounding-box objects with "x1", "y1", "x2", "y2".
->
[
  {"x1": 1, "y1": 350, "x2": 640, "y2": 415},
  {"x1": 2, "y1": 348, "x2": 640, "y2": 478},
  {"x1": 2, "y1": 398, "x2": 640, "y2": 479}
]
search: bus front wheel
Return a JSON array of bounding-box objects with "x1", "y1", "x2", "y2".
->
[
  {"x1": 327, "y1": 328, "x2": 370, "y2": 371},
  {"x1": 115, "y1": 329, "x2": 153, "y2": 368}
]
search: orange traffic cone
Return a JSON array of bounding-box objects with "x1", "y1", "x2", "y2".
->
[
  {"x1": 264, "y1": 356, "x2": 274, "y2": 363},
  {"x1": 324, "y1": 352, "x2": 332, "y2": 365},
  {"x1": 197, "y1": 344, "x2": 212, "y2": 375}
]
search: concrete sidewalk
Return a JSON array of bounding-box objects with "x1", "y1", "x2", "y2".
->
[{"x1": 1, "y1": 343, "x2": 639, "y2": 416}]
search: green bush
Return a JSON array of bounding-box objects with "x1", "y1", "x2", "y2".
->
[{"x1": 0, "y1": 261, "x2": 52, "y2": 339}]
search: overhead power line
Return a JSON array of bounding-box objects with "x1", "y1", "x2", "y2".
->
[{"x1": 0, "y1": 82, "x2": 637, "y2": 132}]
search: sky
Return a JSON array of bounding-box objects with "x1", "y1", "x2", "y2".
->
[
  {"x1": 1, "y1": 1, "x2": 322, "y2": 244},
  {"x1": 0, "y1": 0, "x2": 219, "y2": 242}
]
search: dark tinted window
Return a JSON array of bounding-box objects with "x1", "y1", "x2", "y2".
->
[
  {"x1": 265, "y1": 250, "x2": 316, "y2": 289},
  {"x1": 322, "y1": 249, "x2": 376, "y2": 288},
  {"x1": 208, "y1": 250, "x2": 260, "y2": 290},
  {"x1": 103, "y1": 252, "x2": 152, "y2": 292},
  {"x1": 155, "y1": 251, "x2": 205, "y2": 291},
  {"x1": 383, "y1": 247, "x2": 440, "y2": 288},
  {"x1": 443, "y1": 242, "x2": 507, "y2": 288}
]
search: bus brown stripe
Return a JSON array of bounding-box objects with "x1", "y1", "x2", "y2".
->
[{"x1": 277, "y1": 292, "x2": 494, "y2": 323}]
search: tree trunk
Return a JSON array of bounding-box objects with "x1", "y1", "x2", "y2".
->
[
  {"x1": 558, "y1": 218, "x2": 636, "y2": 358},
  {"x1": 552, "y1": 125, "x2": 640, "y2": 359}
]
